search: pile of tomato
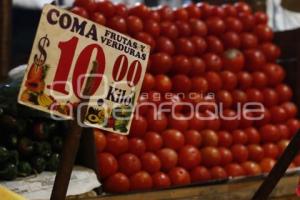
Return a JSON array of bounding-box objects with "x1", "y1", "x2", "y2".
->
[{"x1": 72, "y1": 0, "x2": 300, "y2": 194}]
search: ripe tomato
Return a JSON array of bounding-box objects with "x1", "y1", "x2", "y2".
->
[
  {"x1": 144, "y1": 131, "x2": 163, "y2": 152},
  {"x1": 278, "y1": 140, "x2": 290, "y2": 156},
  {"x1": 168, "y1": 167, "x2": 191, "y2": 186},
  {"x1": 91, "y1": 13, "x2": 106, "y2": 25},
  {"x1": 234, "y1": 2, "x2": 252, "y2": 14},
  {"x1": 201, "y1": 146, "x2": 221, "y2": 167},
  {"x1": 254, "y1": 11, "x2": 268, "y2": 24},
  {"x1": 155, "y1": 36, "x2": 175, "y2": 55},
  {"x1": 232, "y1": 129, "x2": 248, "y2": 144},
  {"x1": 156, "y1": 148, "x2": 178, "y2": 171},
  {"x1": 94, "y1": 129, "x2": 106, "y2": 152},
  {"x1": 137, "y1": 95, "x2": 149, "y2": 116},
  {"x1": 260, "y1": 158, "x2": 276, "y2": 173},
  {"x1": 246, "y1": 88, "x2": 264, "y2": 103},
  {"x1": 142, "y1": 73, "x2": 155, "y2": 92},
  {"x1": 287, "y1": 119, "x2": 300, "y2": 137},
  {"x1": 70, "y1": 6, "x2": 89, "y2": 18},
  {"x1": 174, "y1": 8, "x2": 189, "y2": 21},
  {"x1": 206, "y1": 115, "x2": 221, "y2": 131},
  {"x1": 222, "y1": 32, "x2": 241, "y2": 49},
  {"x1": 97, "y1": 152, "x2": 118, "y2": 178},
  {"x1": 118, "y1": 153, "x2": 141, "y2": 176},
  {"x1": 239, "y1": 12, "x2": 255, "y2": 31},
  {"x1": 115, "y1": 3, "x2": 128, "y2": 17},
  {"x1": 189, "y1": 19, "x2": 208, "y2": 37},
  {"x1": 149, "y1": 53, "x2": 172, "y2": 74},
  {"x1": 190, "y1": 166, "x2": 211, "y2": 182},
  {"x1": 172, "y1": 74, "x2": 192, "y2": 93},
  {"x1": 152, "y1": 172, "x2": 171, "y2": 189},
  {"x1": 128, "y1": 138, "x2": 146, "y2": 156},
  {"x1": 178, "y1": 145, "x2": 201, "y2": 169},
  {"x1": 239, "y1": 111, "x2": 254, "y2": 128},
  {"x1": 245, "y1": 127, "x2": 261, "y2": 144},
  {"x1": 141, "y1": 152, "x2": 161, "y2": 174},
  {"x1": 168, "y1": 113, "x2": 189, "y2": 132},
  {"x1": 201, "y1": 129, "x2": 219, "y2": 147},
  {"x1": 262, "y1": 88, "x2": 279, "y2": 108},
  {"x1": 248, "y1": 144, "x2": 264, "y2": 162},
  {"x1": 129, "y1": 3, "x2": 150, "y2": 20},
  {"x1": 232, "y1": 90, "x2": 247, "y2": 107},
  {"x1": 185, "y1": 3, "x2": 201, "y2": 18},
  {"x1": 159, "y1": 5, "x2": 174, "y2": 21},
  {"x1": 221, "y1": 109, "x2": 240, "y2": 131},
  {"x1": 206, "y1": 17, "x2": 226, "y2": 35},
  {"x1": 144, "y1": 20, "x2": 160, "y2": 37},
  {"x1": 175, "y1": 38, "x2": 195, "y2": 56},
  {"x1": 282, "y1": 102, "x2": 298, "y2": 119},
  {"x1": 160, "y1": 21, "x2": 178, "y2": 40},
  {"x1": 237, "y1": 72, "x2": 253, "y2": 89},
  {"x1": 172, "y1": 55, "x2": 192, "y2": 75},
  {"x1": 244, "y1": 49, "x2": 266, "y2": 71},
  {"x1": 191, "y1": 37, "x2": 207, "y2": 56},
  {"x1": 240, "y1": 33, "x2": 258, "y2": 49},
  {"x1": 154, "y1": 75, "x2": 172, "y2": 93},
  {"x1": 135, "y1": 32, "x2": 155, "y2": 50},
  {"x1": 203, "y1": 53, "x2": 223, "y2": 71},
  {"x1": 146, "y1": 110, "x2": 168, "y2": 132},
  {"x1": 225, "y1": 163, "x2": 245, "y2": 177},
  {"x1": 108, "y1": 16, "x2": 127, "y2": 33},
  {"x1": 231, "y1": 144, "x2": 249, "y2": 163},
  {"x1": 162, "y1": 93, "x2": 183, "y2": 113},
  {"x1": 126, "y1": 16, "x2": 143, "y2": 34},
  {"x1": 275, "y1": 84, "x2": 293, "y2": 103},
  {"x1": 252, "y1": 71, "x2": 268, "y2": 88},
  {"x1": 191, "y1": 77, "x2": 208, "y2": 94},
  {"x1": 216, "y1": 90, "x2": 233, "y2": 108},
  {"x1": 254, "y1": 25, "x2": 273, "y2": 42},
  {"x1": 210, "y1": 166, "x2": 227, "y2": 179},
  {"x1": 198, "y1": 3, "x2": 214, "y2": 19},
  {"x1": 260, "y1": 43, "x2": 281, "y2": 62},
  {"x1": 242, "y1": 161, "x2": 262, "y2": 176},
  {"x1": 254, "y1": 108, "x2": 271, "y2": 127},
  {"x1": 162, "y1": 129, "x2": 185, "y2": 150},
  {"x1": 218, "y1": 131, "x2": 233, "y2": 147},
  {"x1": 260, "y1": 124, "x2": 281, "y2": 143},
  {"x1": 130, "y1": 171, "x2": 153, "y2": 191},
  {"x1": 222, "y1": 4, "x2": 238, "y2": 17},
  {"x1": 270, "y1": 106, "x2": 288, "y2": 123},
  {"x1": 148, "y1": 10, "x2": 161, "y2": 22},
  {"x1": 205, "y1": 72, "x2": 223, "y2": 92},
  {"x1": 263, "y1": 143, "x2": 279, "y2": 159},
  {"x1": 219, "y1": 147, "x2": 233, "y2": 166},
  {"x1": 104, "y1": 172, "x2": 130, "y2": 193},
  {"x1": 105, "y1": 133, "x2": 128, "y2": 156},
  {"x1": 188, "y1": 112, "x2": 206, "y2": 131},
  {"x1": 176, "y1": 21, "x2": 192, "y2": 37},
  {"x1": 277, "y1": 124, "x2": 290, "y2": 140},
  {"x1": 221, "y1": 71, "x2": 238, "y2": 91},
  {"x1": 263, "y1": 63, "x2": 285, "y2": 86},
  {"x1": 206, "y1": 36, "x2": 224, "y2": 54},
  {"x1": 225, "y1": 17, "x2": 243, "y2": 33},
  {"x1": 130, "y1": 115, "x2": 147, "y2": 138},
  {"x1": 184, "y1": 130, "x2": 202, "y2": 147},
  {"x1": 223, "y1": 49, "x2": 245, "y2": 72}
]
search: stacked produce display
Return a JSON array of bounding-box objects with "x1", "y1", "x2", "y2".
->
[{"x1": 70, "y1": 0, "x2": 300, "y2": 193}]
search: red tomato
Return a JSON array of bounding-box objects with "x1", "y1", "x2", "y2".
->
[
  {"x1": 278, "y1": 140, "x2": 290, "y2": 156},
  {"x1": 190, "y1": 166, "x2": 211, "y2": 182},
  {"x1": 260, "y1": 158, "x2": 276, "y2": 173},
  {"x1": 237, "y1": 72, "x2": 253, "y2": 89},
  {"x1": 262, "y1": 143, "x2": 279, "y2": 159},
  {"x1": 168, "y1": 113, "x2": 189, "y2": 132},
  {"x1": 201, "y1": 146, "x2": 221, "y2": 167},
  {"x1": 206, "y1": 17, "x2": 226, "y2": 35},
  {"x1": 254, "y1": 24, "x2": 273, "y2": 42},
  {"x1": 254, "y1": 108, "x2": 271, "y2": 127},
  {"x1": 287, "y1": 119, "x2": 300, "y2": 137},
  {"x1": 94, "y1": 129, "x2": 106, "y2": 152},
  {"x1": 184, "y1": 130, "x2": 202, "y2": 147},
  {"x1": 70, "y1": 6, "x2": 89, "y2": 18},
  {"x1": 130, "y1": 171, "x2": 153, "y2": 191},
  {"x1": 282, "y1": 102, "x2": 298, "y2": 119},
  {"x1": 154, "y1": 75, "x2": 172, "y2": 93},
  {"x1": 205, "y1": 72, "x2": 223, "y2": 92},
  {"x1": 146, "y1": 110, "x2": 168, "y2": 132},
  {"x1": 239, "y1": 111, "x2": 254, "y2": 128},
  {"x1": 254, "y1": 11, "x2": 268, "y2": 24},
  {"x1": 252, "y1": 71, "x2": 268, "y2": 88},
  {"x1": 221, "y1": 109, "x2": 240, "y2": 131},
  {"x1": 95, "y1": 0, "x2": 115, "y2": 17},
  {"x1": 155, "y1": 36, "x2": 175, "y2": 55},
  {"x1": 130, "y1": 115, "x2": 147, "y2": 138},
  {"x1": 188, "y1": 113, "x2": 206, "y2": 131},
  {"x1": 172, "y1": 74, "x2": 192, "y2": 93},
  {"x1": 260, "y1": 43, "x2": 281, "y2": 62},
  {"x1": 206, "y1": 115, "x2": 221, "y2": 131},
  {"x1": 189, "y1": 19, "x2": 208, "y2": 37},
  {"x1": 141, "y1": 152, "x2": 161, "y2": 174},
  {"x1": 263, "y1": 88, "x2": 279, "y2": 108},
  {"x1": 176, "y1": 21, "x2": 192, "y2": 37},
  {"x1": 175, "y1": 38, "x2": 195, "y2": 56},
  {"x1": 263, "y1": 63, "x2": 285, "y2": 86},
  {"x1": 105, "y1": 133, "x2": 128, "y2": 156},
  {"x1": 156, "y1": 148, "x2": 178, "y2": 171},
  {"x1": 168, "y1": 167, "x2": 191, "y2": 186},
  {"x1": 211, "y1": 6, "x2": 226, "y2": 18},
  {"x1": 222, "y1": 32, "x2": 241, "y2": 49},
  {"x1": 108, "y1": 16, "x2": 127, "y2": 33},
  {"x1": 276, "y1": 84, "x2": 293, "y2": 103},
  {"x1": 201, "y1": 129, "x2": 219, "y2": 147},
  {"x1": 91, "y1": 13, "x2": 106, "y2": 25},
  {"x1": 148, "y1": 10, "x2": 161, "y2": 22},
  {"x1": 232, "y1": 90, "x2": 248, "y2": 106},
  {"x1": 142, "y1": 73, "x2": 155, "y2": 92},
  {"x1": 218, "y1": 131, "x2": 233, "y2": 147},
  {"x1": 206, "y1": 36, "x2": 224, "y2": 54},
  {"x1": 234, "y1": 2, "x2": 252, "y2": 14},
  {"x1": 149, "y1": 53, "x2": 172, "y2": 74},
  {"x1": 135, "y1": 32, "x2": 155, "y2": 50},
  {"x1": 245, "y1": 127, "x2": 261, "y2": 144},
  {"x1": 270, "y1": 106, "x2": 288, "y2": 123},
  {"x1": 115, "y1": 3, "x2": 128, "y2": 17},
  {"x1": 277, "y1": 124, "x2": 291, "y2": 140},
  {"x1": 128, "y1": 138, "x2": 146, "y2": 156},
  {"x1": 159, "y1": 5, "x2": 174, "y2": 21},
  {"x1": 219, "y1": 147, "x2": 233, "y2": 166},
  {"x1": 240, "y1": 33, "x2": 258, "y2": 49},
  {"x1": 174, "y1": 8, "x2": 189, "y2": 21},
  {"x1": 216, "y1": 90, "x2": 233, "y2": 108},
  {"x1": 225, "y1": 17, "x2": 243, "y2": 33},
  {"x1": 232, "y1": 129, "x2": 248, "y2": 144},
  {"x1": 248, "y1": 144, "x2": 264, "y2": 162},
  {"x1": 185, "y1": 3, "x2": 201, "y2": 18},
  {"x1": 152, "y1": 172, "x2": 171, "y2": 189},
  {"x1": 244, "y1": 49, "x2": 266, "y2": 71},
  {"x1": 172, "y1": 55, "x2": 192, "y2": 75},
  {"x1": 260, "y1": 124, "x2": 281, "y2": 143},
  {"x1": 246, "y1": 88, "x2": 264, "y2": 103},
  {"x1": 97, "y1": 152, "x2": 118, "y2": 178},
  {"x1": 225, "y1": 163, "x2": 245, "y2": 177},
  {"x1": 162, "y1": 129, "x2": 185, "y2": 150},
  {"x1": 191, "y1": 77, "x2": 208, "y2": 94},
  {"x1": 144, "y1": 20, "x2": 160, "y2": 37},
  {"x1": 221, "y1": 71, "x2": 238, "y2": 91},
  {"x1": 162, "y1": 93, "x2": 183, "y2": 113},
  {"x1": 242, "y1": 161, "x2": 262, "y2": 176},
  {"x1": 210, "y1": 166, "x2": 227, "y2": 179},
  {"x1": 239, "y1": 12, "x2": 255, "y2": 31},
  {"x1": 126, "y1": 16, "x2": 143, "y2": 34},
  {"x1": 178, "y1": 145, "x2": 201, "y2": 169},
  {"x1": 223, "y1": 49, "x2": 245, "y2": 72},
  {"x1": 222, "y1": 4, "x2": 238, "y2": 17},
  {"x1": 160, "y1": 21, "x2": 178, "y2": 40},
  {"x1": 231, "y1": 144, "x2": 249, "y2": 163},
  {"x1": 129, "y1": 3, "x2": 150, "y2": 20},
  {"x1": 191, "y1": 37, "x2": 207, "y2": 56},
  {"x1": 118, "y1": 153, "x2": 141, "y2": 176},
  {"x1": 198, "y1": 3, "x2": 214, "y2": 19},
  {"x1": 203, "y1": 53, "x2": 223, "y2": 71},
  {"x1": 104, "y1": 172, "x2": 130, "y2": 193},
  {"x1": 137, "y1": 95, "x2": 149, "y2": 116},
  {"x1": 144, "y1": 131, "x2": 163, "y2": 152}
]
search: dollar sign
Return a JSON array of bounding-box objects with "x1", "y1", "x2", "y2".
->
[{"x1": 34, "y1": 34, "x2": 50, "y2": 66}]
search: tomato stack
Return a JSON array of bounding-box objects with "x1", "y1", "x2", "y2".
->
[{"x1": 71, "y1": 0, "x2": 300, "y2": 193}]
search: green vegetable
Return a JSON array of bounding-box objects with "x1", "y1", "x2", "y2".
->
[
  {"x1": 4, "y1": 134, "x2": 18, "y2": 149},
  {"x1": 0, "y1": 146, "x2": 9, "y2": 163},
  {"x1": 51, "y1": 136, "x2": 63, "y2": 153},
  {"x1": 18, "y1": 161, "x2": 32, "y2": 177},
  {"x1": 18, "y1": 137, "x2": 34, "y2": 157},
  {"x1": 34, "y1": 142, "x2": 52, "y2": 158},
  {"x1": 0, "y1": 115, "x2": 18, "y2": 134},
  {"x1": 0, "y1": 163, "x2": 18, "y2": 180},
  {"x1": 46, "y1": 153, "x2": 60, "y2": 171},
  {"x1": 31, "y1": 157, "x2": 46, "y2": 173},
  {"x1": 8, "y1": 150, "x2": 19, "y2": 165}
]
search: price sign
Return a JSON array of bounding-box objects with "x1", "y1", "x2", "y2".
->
[{"x1": 18, "y1": 4, "x2": 150, "y2": 135}]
